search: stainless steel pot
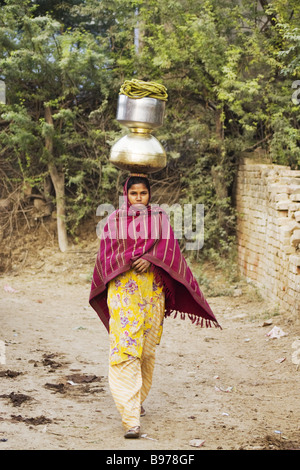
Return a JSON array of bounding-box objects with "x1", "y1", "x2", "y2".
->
[{"x1": 116, "y1": 95, "x2": 165, "y2": 130}]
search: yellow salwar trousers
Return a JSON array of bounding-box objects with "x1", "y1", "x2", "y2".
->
[{"x1": 107, "y1": 268, "x2": 165, "y2": 431}]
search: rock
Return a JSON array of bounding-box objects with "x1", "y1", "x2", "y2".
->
[{"x1": 189, "y1": 439, "x2": 205, "y2": 448}]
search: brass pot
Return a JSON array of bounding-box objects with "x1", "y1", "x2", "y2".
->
[
  {"x1": 110, "y1": 129, "x2": 166, "y2": 174},
  {"x1": 109, "y1": 95, "x2": 167, "y2": 173}
]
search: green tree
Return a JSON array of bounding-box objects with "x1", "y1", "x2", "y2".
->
[
  {"x1": 0, "y1": 0, "x2": 112, "y2": 250},
  {"x1": 132, "y1": 0, "x2": 300, "y2": 256},
  {"x1": 1, "y1": 0, "x2": 299, "y2": 260}
]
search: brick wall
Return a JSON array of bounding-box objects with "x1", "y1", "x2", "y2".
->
[{"x1": 236, "y1": 158, "x2": 300, "y2": 320}]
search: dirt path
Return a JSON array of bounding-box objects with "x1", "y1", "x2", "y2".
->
[{"x1": 0, "y1": 247, "x2": 299, "y2": 451}]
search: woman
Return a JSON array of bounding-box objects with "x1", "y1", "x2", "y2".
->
[{"x1": 89, "y1": 175, "x2": 220, "y2": 438}]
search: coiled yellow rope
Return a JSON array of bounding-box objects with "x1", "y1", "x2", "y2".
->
[{"x1": 119, "y1": 79, "x2": 168, "y2": 101}]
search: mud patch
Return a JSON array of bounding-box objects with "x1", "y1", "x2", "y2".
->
[
  {"x1": 41, "y1": 353, "x2": 64, "y2": 370},
  {"x1": 44, "y1": 383, "x2": 66, "y2": 394},
  {"x1": 0, "y1": 392, "x2": 32, "y2": 406},
  {"x1": 65, "y1": 373, "x2": 101, "y2": 384},
  {"x1": 44, "y1": 373, "x2": 105, "y2": 396},
  {"x1": 10, "y1": 415, "x2": 52, "y2": 426},
  {"x1": 0, "y1": 370, "x2": 22, "y2": 378}
]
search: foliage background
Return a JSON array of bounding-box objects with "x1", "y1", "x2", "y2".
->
[{"x1": 0, "y1": 0, "x2": 299, "y2": 261}]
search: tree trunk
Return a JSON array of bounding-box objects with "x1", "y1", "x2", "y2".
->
[{"x1": 44, "y1": 106, "x2": 68, "y2": 252}]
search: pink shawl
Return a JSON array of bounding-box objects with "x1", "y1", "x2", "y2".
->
[{"x1": 89, "y1": 180, "x2": 221, "y2": 331}]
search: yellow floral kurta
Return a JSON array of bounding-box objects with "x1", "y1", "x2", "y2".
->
[{"x1": 107, "y1": 268, "x2": 165, "y2": 365}]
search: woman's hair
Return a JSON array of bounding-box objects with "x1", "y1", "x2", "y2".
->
[{"x1": 126, "y1": 176, "x2": 150, "y2": 193}]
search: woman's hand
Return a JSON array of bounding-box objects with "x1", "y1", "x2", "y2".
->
[{"x1": 131, "y1": 258, "x2": 151, "y2": 273}]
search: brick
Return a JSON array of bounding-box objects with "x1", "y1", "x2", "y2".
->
[
  {"x1": 288, "y1": 203, "x2": 300, "y2": 212},
  {"x1": 280, "y1": 222, "x2": 299, "y2": 235},
  {"x1": 269, "y1": 184, "x2": 290, "y2": 193},
  {"x1": 283, "y1": 246, "x2": 296, "y2": 254},
  {"x1": 277, "y1": 216, "x2": 290, "y2": 225},
  {"x1": 291, "y1": 230, "x2": 300, "y2": 247},
  {"x1": 289, "y1": 264, "x2": 300, "y2": 275},
  {"x1": 273, "y1": 193, "x2": 291, "y2": 202},
  {"x1": 280, "y1": 170, "x2": 300, "y2": 178},
  {"x1": 289, "y1": 255, "x2": 300, "y2": 266},
  {"x1": 289, "y1": 185, "x2": 300, "y2": 194},
  {"x1": 275, "y1": 200, "x2": 291, "y2": 210}
]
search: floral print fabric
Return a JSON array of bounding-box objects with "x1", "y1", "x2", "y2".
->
[{"x1": 107, "y1": 268, "x2": 165, "y2": 365}]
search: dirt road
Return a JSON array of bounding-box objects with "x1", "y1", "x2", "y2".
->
[{"x1": 0, "y1": 246, "x2": 299, "y2": 450}]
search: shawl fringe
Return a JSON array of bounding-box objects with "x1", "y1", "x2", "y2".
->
[
  {"x1": 165, "y1": 308, "x2": 222, "y2": 329},
  {"x1": 152, "y1": 264, "x2": 222, "y2": 329}
]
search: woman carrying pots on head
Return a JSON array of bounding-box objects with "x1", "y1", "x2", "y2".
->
[{"x1": 89, "y1": 174, "x2": 221, "y2": 439}]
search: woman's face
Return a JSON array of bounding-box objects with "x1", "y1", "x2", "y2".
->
[{"x1": 127, "y1": 183, "x2": 150, "y2": 206}]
